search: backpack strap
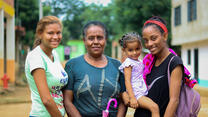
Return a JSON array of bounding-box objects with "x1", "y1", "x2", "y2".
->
[
  {"x1": 167, "y1": 56, "x2": 176, "y2": 84},
  {"x1": 148, "y1": 56, "x2": 175, "y2": 90}
]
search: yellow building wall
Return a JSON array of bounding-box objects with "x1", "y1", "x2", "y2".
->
[
  {"x1": 6, "y1": 60, "x2": 15, "y2": 83},
  {"x1": 0, "y1": 0, "x2": 14, "y2": 17},
  {"x1": 171, "y1": 0, "x2": 208, "y2": 45},
  {"x1": 0, "y1": 0, "x2": 15, "y2": 85},
  {"x1": 0, "y1": 59, "x2": 4, "y2": 85}
]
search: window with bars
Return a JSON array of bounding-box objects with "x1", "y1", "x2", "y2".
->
[
  {"x1": 188, "y1": 0, "x2": 197, "y2": 22},
  {"x1": 174, "y1": 5, "x2": 181, "y2": 26}
]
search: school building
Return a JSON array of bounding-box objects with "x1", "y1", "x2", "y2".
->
[
  {"x1": 171, "y1": 0, "x2": 208, "y2": 87},
  {"x1": 0, "y1": 0, "x2": 15, "y2": 86}
]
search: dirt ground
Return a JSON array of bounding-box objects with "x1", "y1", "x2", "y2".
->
[
  {"x1": 0, "y1": 85, "x2": 208, "y2": 117},
  {"x1": 0, "y1": 103, "x2": 31, "y2": 117}
]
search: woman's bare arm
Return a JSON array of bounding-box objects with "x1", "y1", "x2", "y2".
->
[
  {"x1": 164, "y1": 65, "x2": 183, "y2": 117},
  {"x1": 32, "y1": 68, "x2": 62, "y2": 117},
  {"x1": 63, "y1": 90, "x2": 82, "y2": 117}
]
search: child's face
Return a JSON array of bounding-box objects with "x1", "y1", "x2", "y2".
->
[{"x1": 124, "y1": 41, "x2": 142, "y2": 60}]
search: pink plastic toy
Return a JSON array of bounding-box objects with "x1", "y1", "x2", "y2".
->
[{"x1": 102, "y1": 98, "x2": 117, "y2": 117}]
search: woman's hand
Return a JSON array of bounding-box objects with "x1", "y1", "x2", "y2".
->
[
  {"x1": 122, "y1": 92, "x2": 130, "y2": 106},
  {"x1": 130, "y1": 97, "x2": 138, "y2": 109}
]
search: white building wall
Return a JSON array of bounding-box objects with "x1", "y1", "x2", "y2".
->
[
  {"x1": 6, "y1": 17, "x2": 15, "y2": 60},
  {"x1": 0, "y1": 9, "x2": 4, "y2": 60},
  {"x1": 172, "y1": 0, "x2": 208, "y2": 87},
  {"x1": 171, "y1": 0, "x2": 208, "y2": 45},
  {"x1": 199, "y1": 45, "x2": 208, "y2": 81},
  {"x1": 0, "y1": 9, "x2": 5, "y2": 79},
  {"x1": 182, "y1": 40, "x2": 208, "y2": 81},
  {"x1": 181, "y1": 45, "x2": 194, "y2": 78}
]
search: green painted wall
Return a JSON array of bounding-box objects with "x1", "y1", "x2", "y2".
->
[
  {"x1": 55, "y1": 40, "x2": 85, "y2": 62},
  {"x1": 55, "y1": 45, "x2": 65, "y2": 62},
  {"x1": 67, "y1": 40, "x2": 85, "y2": 59}
]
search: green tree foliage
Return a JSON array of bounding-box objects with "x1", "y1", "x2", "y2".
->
[
  {"x1": 114, "y1": 0, "x2": 171, "y2": 34},
  {"x1": 15, "y1": 0, "x2": 39, "y2": 46},
  {"x1": 43, "y1": 0, "x2": 86, "y2": 42},
  {"x1": 78, "y1": 4, "x2": 117, "y2": 55},
  {"x1": 17, "y1": 0, "x2": 173, "y2": 54},
  {"x1": 42, "y1": 0, "x2": 173, "y2": 55},
  {"x1": 43, "y1": 1, "x2": 115, "y2": 55},
  {"x1": 113, "y1": 0, "x2": 172, "y2": 46}
]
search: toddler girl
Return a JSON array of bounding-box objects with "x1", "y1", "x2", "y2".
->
[{"x1": 119, "y1": 32, "x2": 159, "y2": 117}]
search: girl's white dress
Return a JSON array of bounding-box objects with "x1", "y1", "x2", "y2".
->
[{"x1": 119, "y1": 58, "x2": 148, "y2": 99}]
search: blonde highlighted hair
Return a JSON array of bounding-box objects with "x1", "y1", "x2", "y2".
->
[{"x1": 33, "y1": 16, "x2": 62, "y2": 49}]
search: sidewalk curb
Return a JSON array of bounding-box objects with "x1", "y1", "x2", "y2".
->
[
  {"x1": 0, "y1": 86, "x2": 31, "y2": 105},
  {"x1": 0, "y1": 98, "x2": 31, "y2": 105}
]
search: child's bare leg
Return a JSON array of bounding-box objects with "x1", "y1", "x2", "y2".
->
[{"x1": 137, "y1": 96, "x2": 160, "y2": 117}]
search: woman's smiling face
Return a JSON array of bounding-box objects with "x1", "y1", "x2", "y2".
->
[
  {"x1": 142, "y1": 25, "x2": 167, "y2": 55},
  {"x1": 40, "y1": 23, "x2": 62, "y2": 49},
  {"x1": 84, "y1": 25, "x2": 106, "y2": 58}
]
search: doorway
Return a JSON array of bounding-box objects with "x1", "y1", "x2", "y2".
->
[{"x1": 194, "y1": 48, "x2": 198, "y2": 80}]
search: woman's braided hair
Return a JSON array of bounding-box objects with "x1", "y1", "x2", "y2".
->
[{"x1": 119, "y1": 32, "x2": 142, "y2": 48}]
